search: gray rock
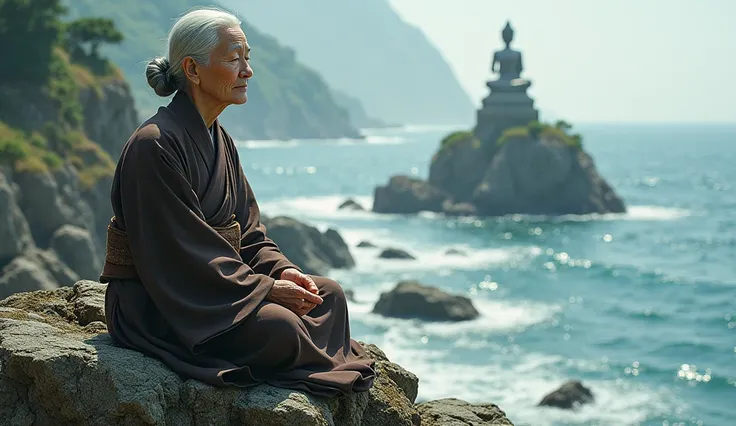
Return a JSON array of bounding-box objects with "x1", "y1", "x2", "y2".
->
[
  {"x1": 428, "y1": 132, "x2": 489, "y2": 203},
  {"x1": 0, "y1": 283, "x2": 421, "y2": 426},
  {"x1": 12, "y1": 168, "x2": 91, "y2": 247},
  {"x1": 262, "y1": 216, "x2": 355, "y2": 276},
  {"x1": 372, "y1": 175, "x2": 449, "y2": 215},
  {"x1": 416, "y1": 398, "x2": 514, "y2": 425},
  {"x1": 472, "y1": 135, "x2": 625, "y2": 216},
  {"x1": 25, "y1": 247, "x2": 80, "y2": 288},
  {"x1": 0, "y1": 248, "x2": 79, "y2": 299},
  {"x1": 50, "y1": 225, "x2": 102, "y2": 280},
  {"x1": 538, "y1": 380, "x2": 594, "y2": 410},
  {"x1": 79, "y1": 79, "x2": 139, "y2": 159},
  {"x1": 356, "y1": 241, "x2": 376, "y2": 248},
  {"x1": 69, "y1": 280, "x2": 106, "y2": 326},
  {"x1": 0, "y1": 170, "x2": 33, "y2": 266},
  {"x1": 338, "y1": 198, "x2": 365, "y2": 211},
  {"x1": 344, "y1": 289, "x2": 356, "y2": 302},
  {"x1": 372, "y1": 281, "x2": 479, "y2": 322},
  {"x1": 445, "y1": 248, "x2": 466, "y2": 256},
  {"x1": 0, "y1": 256, "x2": 58, "y2": 299},
  {"x1": 378, "y1": 248, "x2": 415, "y2": 260}
]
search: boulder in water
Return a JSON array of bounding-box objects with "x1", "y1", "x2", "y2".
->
[
  {"x1": 372, "y1": 280, "x2": 479, "y2": 322},
  {"x1": 339, "y1": 198, "x2": 366, "y2": 211},
  {"x1": 538, "y1": 380, "x2": 594, "y2": 410},
  {"x1": 378, "y1": 248, "x2": 415, "y2": 260}
]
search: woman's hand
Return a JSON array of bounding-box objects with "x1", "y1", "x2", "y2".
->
[
  {"x1": 266, "y1": 279, "x2": 323, "y2": 317},
  {"x1": 280, "y1": 268, "x2": 319, "y2": 295}
]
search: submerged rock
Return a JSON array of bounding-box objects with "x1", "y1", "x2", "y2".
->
[{"x1": 338, "y1": 198, "x2": 366, "y2": 211}]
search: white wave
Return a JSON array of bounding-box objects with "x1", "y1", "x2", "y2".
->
[
  {"x1": 259, "y1": 195, "x2": 391, "y2": 222},
  {"x1": 353, "y1": 341, "x2": 679, "y2": 426},
  {"x1": 348, "y1": 295, "x2": 560, "y2": 336},
  {"x1": 236, "y1": 139, "x2": 302, "y2": 149},
  {"x1": 349, "y1": 243, "x2": 542, "y2": 273},
  {"x1": 621, "y1": 205, "x2": 691, "y2": 221}
]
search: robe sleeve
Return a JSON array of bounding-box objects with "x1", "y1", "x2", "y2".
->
[
  {"x1": 117, "y1": 134, "x2": 275, "y2": 354},
  {"x1": 233, "y1": 148, "x2": 302, "y2": 279}
]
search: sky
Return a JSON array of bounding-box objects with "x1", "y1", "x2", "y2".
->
[{"x1": 388, "y1": 0, "x2": 735, "y2": 123}]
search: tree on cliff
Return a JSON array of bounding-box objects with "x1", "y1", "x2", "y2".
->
[
  {"x1": 0, "y1": 0, "x2": 67, "y2": 83},
  {"x1": 65, "y1": 18, "x2": 123, "y2": 59}
]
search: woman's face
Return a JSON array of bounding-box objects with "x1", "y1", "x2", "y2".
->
[{"x1": 198, "y1": 26, "x2": 253, "y2": 106}]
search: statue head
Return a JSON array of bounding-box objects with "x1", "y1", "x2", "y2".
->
[{"x1": 501, "y1": 21, "x2": 514, "y2": 46}]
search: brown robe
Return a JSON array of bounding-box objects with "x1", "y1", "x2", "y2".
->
[{"x1": 101, "y1": 91, "x2": 375, "y2": 396}]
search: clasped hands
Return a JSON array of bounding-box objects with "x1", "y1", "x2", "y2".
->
[{"x1": 265, "y1": 268, "x2": 323, "y2": 316}]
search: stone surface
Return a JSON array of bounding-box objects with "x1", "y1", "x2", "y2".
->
[
  {"x1": 338, "y1": 198, "x2": 365, "y2": 211},
  {"x1": 78, "y1": 79, "x2": 139, "y2": 159},
  {"x1": 0, "y1": 282, "x2": 422, "y2": 426},
  {"x1": 416, "y1": 398, "x2": 514, "y2": 425},
  {"x1": 378, "y1": 248, "x2": 416, "y2": 260},
  {"x1": 372, "y1": 175, "x2": 448, "y2": 215},
  {"x1": 472, "y1": 136, "x2": 626, "y2": 216},
  {"x1": 372, "y1": 280, "x2": 479, "y2": 322},
  {"x1": 50, "y1": 225, "x2": 102, "y2": 281},
  {"x1": 261, "y1": 216, "x2": 355, "y2": 276},
  {"x1": 538, "y1": 380, "x2": 594, "y2": 410},
  {"x1": 0, "y1": 248, "x2": 79, "y2": 300},
  {"x1": 0, "y1": 170, "x2": 33, "y2": 266}
]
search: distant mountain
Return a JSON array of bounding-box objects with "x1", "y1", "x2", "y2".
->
[
  {"x1": 62, "y1": 0, "x2": 361, "y2": 141},
  {"x1": 220, "y1": 0, "x2": 475, "y2": 127},
  {"x1": 331, "y1": 90, "x2": 397, "y2": 129}
]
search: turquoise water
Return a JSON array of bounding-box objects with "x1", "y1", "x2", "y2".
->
[{"x1": 236, "y1": 123, "x2": 736, "y2": 426}]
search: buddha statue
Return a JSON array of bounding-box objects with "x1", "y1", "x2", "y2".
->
[{"x1": 488, "y1": 21, "x2": 531, "y2": 92}]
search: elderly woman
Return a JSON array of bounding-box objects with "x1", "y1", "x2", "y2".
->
[{"x1": 100, "y1": 7, "x2": 375, "y2": 396}]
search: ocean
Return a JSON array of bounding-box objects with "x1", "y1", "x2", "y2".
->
[{"x1": 235, "y1": 123, "x2": 736, "y2": 426}]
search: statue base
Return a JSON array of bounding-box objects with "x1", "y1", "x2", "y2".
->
[{"x1": 473, "y1": 79, "x2": 539, "y2": 156}]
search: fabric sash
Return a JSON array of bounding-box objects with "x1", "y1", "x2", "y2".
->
[{"x1": 100, "y1": 215, "x2": 241, "y2": 282}]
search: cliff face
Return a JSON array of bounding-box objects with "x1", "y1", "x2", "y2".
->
[{"x1": 0, "y1": 59, "x2": 137, "y2": 298}]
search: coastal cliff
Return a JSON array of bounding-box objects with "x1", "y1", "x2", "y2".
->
[
  {"x1": 0, "y1": 1, "x2": 138, "y2": 297},
  {"x1": 62, "y1": 0, "x2": 362, "y2": 141}
]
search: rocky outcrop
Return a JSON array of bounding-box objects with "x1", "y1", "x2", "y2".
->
[
  {"x1": 0, "y1": 247, "x2": 79, "y2": 299},
  {"x1": 538, "y1": 380, "x2": 594, "y2": 410},
  {"x1": 78, "y1": 78, "x2": 139, "y2": 158},
  {"x1": 470, "y1": 135, "x2": 625, "y2": 216},
  {"x1": 0, "y1": 169, "x2": 32, "y2": 265},
  {"x1": 0, "y1": 282, "x2": 421, "y2": 426},
  {"x1": 261, "y1": 216, "x2": 355, "y2": 276},
  {"x1": 416, "y1": 398, "x2": 514, "y2": 425},
  {"x1": 372, "y1": 281, "x2": 479, "y2": 322},
  {"x1": 373, "y1": 128, "x2": 625, "y2": 217},
  {"x1": 372, "y1": 175, "x2": 449, "y2": 215}
]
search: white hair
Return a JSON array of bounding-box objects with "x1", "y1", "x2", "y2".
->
[{"x1": 146, "y1": 7, "x2": 241, "y2": 97}]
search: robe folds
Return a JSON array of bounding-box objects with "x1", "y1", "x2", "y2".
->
[{"x1": 101, "y1": 91, "x2": 376, "y2": 396}]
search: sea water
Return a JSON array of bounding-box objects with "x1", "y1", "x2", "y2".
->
[{"x1": 236, "y1": 123, "x2": 736, "y2": 426}]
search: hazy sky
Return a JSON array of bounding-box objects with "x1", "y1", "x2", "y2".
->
[{"x1": 388, "y1": 0, "x2": 735, "y2": 123}]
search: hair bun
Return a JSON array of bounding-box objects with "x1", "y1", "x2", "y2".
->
[{"x1": 146, "y1": 57, "x2": 177, "y2": 97}]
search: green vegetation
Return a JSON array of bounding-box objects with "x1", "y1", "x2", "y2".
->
[
  {"x1": 439, "y1": 130, "x2": 481, "y2": 151},
  {"x1": 0, "y1": 0, "x2": 122, "y2": 185},
  {"x1": 497, "y1": 120, "x2": 583, "y2": 149}
]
